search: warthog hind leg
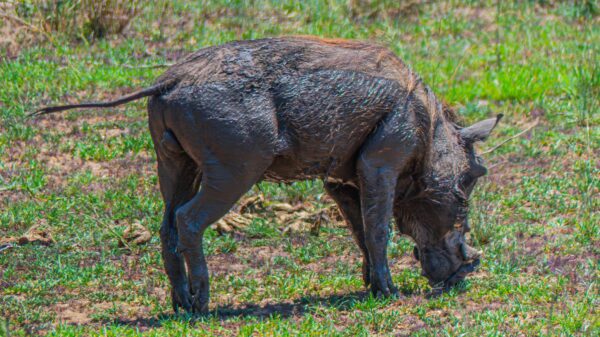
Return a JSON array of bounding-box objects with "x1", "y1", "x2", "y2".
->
[
  {"x1": 155, "y1": 135, "x2": 202, "y2": 313},
  {"x1": 325, "y1": 182, "x2": 371, "y2": 287},
  {"x1": 175, "y1": 156, "x2": 271, "y2": 313}
]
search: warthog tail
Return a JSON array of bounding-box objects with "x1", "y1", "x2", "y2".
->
[{"x1": 28, "y1": 79, "x2": 179, "y2": 118}]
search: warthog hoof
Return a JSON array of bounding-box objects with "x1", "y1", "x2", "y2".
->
[
  {"x1": 171, "y1": 282, "x2": 208, "y2": 314},
  {"x1": 369, "y1": 271, "x2": 399, "y2": 298},
  {"x1": 171, "y1": 288, "x2": 192, "y2": 313},
  {"x1": 190, "y1": 291, "x2": 209, "y2": 314}
]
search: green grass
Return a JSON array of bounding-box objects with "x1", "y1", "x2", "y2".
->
[{"x1": 1, "y1": 0, "x2": 598, "y2": 336}]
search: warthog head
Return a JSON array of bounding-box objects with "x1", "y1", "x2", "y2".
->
[{"x1": 394, "y1": 115, "x2": 502, "y2": 289}]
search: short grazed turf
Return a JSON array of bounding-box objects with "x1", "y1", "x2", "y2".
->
[{"x1": 0, "y1": 1, "x2": 598, "y2": 336}]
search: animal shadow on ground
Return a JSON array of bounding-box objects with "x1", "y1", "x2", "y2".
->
[
  {"x1": 70, "y1": 283, "x2": 465, "y2": 329},
  {"x1": 108, "y1": 290, "x2": 377, "y2": 329},
  {"x1": 213, "y1": 290, "x2": 370, "y2": 318}
]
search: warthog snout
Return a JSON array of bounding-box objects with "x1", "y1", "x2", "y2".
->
[
  {"x1": 443, "y1": 257, "x2": 480, "y2": 288},
  {"x1": 444, "y1": 243, "x2": 481, "y2": 288},
  {"x1": 414, "y1": 241, "x2": 482, "y2": 289}
]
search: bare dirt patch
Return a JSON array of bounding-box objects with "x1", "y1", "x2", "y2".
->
[
  {"x1": 53, "y1": 299, "x2": 153, "y2": 328},
  {"x1": 54, "y1": 300, "x2": 94, "y2": 326}
]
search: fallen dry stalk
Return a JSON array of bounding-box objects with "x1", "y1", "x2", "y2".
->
[
  {"x1": 215, "y1": 213, "x2": 252, "y2": 234},
  {"x1": 0, "y1": 12, "x2": 55, "y2": 43},
  {"x1": 122, "y1": 63, "x2": 174, "y2": 69},
  {"x1": 121, "y1": 222, "x2": 152, "y2": 246},
  {"x1": 0, "y1": 243, "x2": 14, "y2": 253},
  {"x1": 0, "y1": 225, "x2": 54, "y2": 246},
  {"x1": 481, "y1": 117, "x2": 540, "y2": 155}
]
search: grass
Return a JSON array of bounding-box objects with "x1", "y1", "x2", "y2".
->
[{"x1": 0, "y1": 0, "x2": 598, "y2": 336}]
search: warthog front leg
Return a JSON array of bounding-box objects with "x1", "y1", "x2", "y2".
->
[
  {"x1": 355, "y1": 105, "x2": 419, "y2": 297},
  {"x1": 356, "y1": 164, "x2": 398, "y2": 297}
]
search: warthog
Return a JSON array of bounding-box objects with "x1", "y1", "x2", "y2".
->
[{"x1": 34, "y1": 36, "x2": 500, "y2": 313}]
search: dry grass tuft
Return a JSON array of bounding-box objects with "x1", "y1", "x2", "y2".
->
[{"x1": 0, "y1": 0, "x2": 140, "y2": 51}]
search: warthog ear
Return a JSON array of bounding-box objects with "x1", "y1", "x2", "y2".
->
[{"x1": 460, "y1": 114, "x2": 503, "y2": 144}]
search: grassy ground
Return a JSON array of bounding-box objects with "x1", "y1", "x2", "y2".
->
[{"x1": 0, "y1": 1, "x2": 598, "y2": 336}]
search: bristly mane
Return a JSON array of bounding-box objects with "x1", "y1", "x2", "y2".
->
[
  {"x1": 284, "y1": 36, "x2": 469, "y2": 239},
  {"x1": 393, "y1": 70, "x2": 469, "y2": 243}
]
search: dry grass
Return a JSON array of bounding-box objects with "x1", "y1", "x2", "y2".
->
[{"x1": 0, "y1": 0, "x2": 140, "y2": 52}]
